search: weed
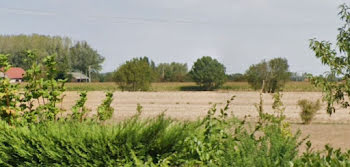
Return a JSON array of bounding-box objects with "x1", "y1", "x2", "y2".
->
[
  {"x1": 97, "y1": 92, "x2": 114, "y2": 121},
  {"x1": 71, "y1": 91, "x2": 90, "y2": 122},
  {"x1": 136, "y1": 103, "x2": 143, "y2": 115},
  {"x1": 298, "y1": 99, "x2": 321, "y2": 124}
]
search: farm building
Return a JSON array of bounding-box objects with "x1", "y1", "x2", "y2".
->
[
  {"x1": 0, "y1": 67, "x2": 26, "y2": 83},
  {"x1": 69, "y1": 72, "x2": 90, "y2": 82}
]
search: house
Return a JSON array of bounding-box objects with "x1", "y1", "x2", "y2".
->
[
  {"x1": 4, "y1": 67, "x2": 26, "y2": 83},
  {"x1": 68, "y1": 72, "x2": 90, "y2": 82}
]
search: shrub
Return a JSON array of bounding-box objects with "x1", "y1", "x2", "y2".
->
[
  {"x1": 245, "y1": 58, "x2": 290, "y2": 93},
  {"x1": 71, "y1": 91, "x2": 90, "y2": 122},
  {"x1": 0, "y1": 93, "x2": 303, "y2": 166},
  {"x1": 155, "y1": 62, "x2": 188, "y2": 82},
  {"x1": 189, "y1": 56, "x2": 226, "y2": 90},
  {"x1": 298, "y1": 99, "x2": 321, "y2": 124},
  {"x1": 113, "y1": 57, "x2": 154, "y2": 91},
  {"x1": 97, "y1": 92, "x2": 114, "y2": 121}
]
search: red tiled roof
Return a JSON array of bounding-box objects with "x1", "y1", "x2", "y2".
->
[{"x1": 4, "y1": 67, "x2": 25, "y2": 79}]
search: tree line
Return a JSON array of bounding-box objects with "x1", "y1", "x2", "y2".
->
[
  {"x1": 0, "y1": 34, "x2": 105, "y2": 80},
  {"x1": 1, "y1": 34, "x2": 339, "y2": 92},
  {"x1": 112, "y1": 56, "x2": 290, "y2": 92}
]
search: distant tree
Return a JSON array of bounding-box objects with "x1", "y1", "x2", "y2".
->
[
  {"x1": 113, "y1": 57, "x2": 154, "y2": 91},
  {"x1": 227, "y1": 73, "x2": 246, "y2": 82},
  {"x1": 0, "y1": 34, "x2": 105, "y2": 80},
  {"x1": 308, "y1": 4, "x2": 350, "y2": 115},
  {"x1": 97, "y1": 72, "x2": 115, "y2": 82},
  {"x1": 189, "y1": 56, "x2": 226, "y2": 90},
  {"x1": 156, "y1": 62, "x2": 188, "y2": 82},
  {"x1": 69, "y1": 41, "x2": 105, "y2": 74},
  {"x1": 290, "y1": 72, "x2": 309, "y2": 82},
  {"x1": 245, "y1": 58, "x2": 290, "y2": 93}
]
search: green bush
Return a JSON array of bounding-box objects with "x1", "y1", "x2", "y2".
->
[
  {"x1": 245, "y1": 58, "x2": 290, "y2": 93},
  {"x1": 114, "y1": 57, "x2": 155, "y2": 91},
  {"x1": 97, "y1": 92, "x2": 114, "y2": 121},
  {"x1": 0, "y1": 94, "x2": 304, "y2": 166},
  {"x1": 298, "y1": 99, "x2": 321, "y2": 124},
  {"x1": 155, "y1": 62, "x2": 188, "y2": 82}
]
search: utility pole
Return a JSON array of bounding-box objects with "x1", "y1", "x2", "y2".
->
[{"x1": 88, "y1": 66, "x2": 91, "y2": 83}]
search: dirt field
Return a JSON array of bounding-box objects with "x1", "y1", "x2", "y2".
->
[{"x1": 62, "y1": 91, "x2": 350, "y2": 150}]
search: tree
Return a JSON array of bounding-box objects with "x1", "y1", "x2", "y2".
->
[
  {"x1": 113, "y1": 57, "x2": 154, "y2": 91},
  {"x1": 245, "y1": 58, "x2": 290, "y2": 93},
  {"x1": 156, "y1": 62, "x2": 188, "y2": 82},
  {"x1": 189, "y1": 56, "x2": 226, "y2": 90},
  {"x1": 227, "y1": 73, "x2": 246, "y2": 82},
  {"x1": 309, "y1": 4, "x2": 350, "y2": 115},
  {"x1": 69, "y1": 41, "x2": 105, "y2": 74},
  {"x1": 0, "y1": 34, "x2": 105, "y2": 81}
]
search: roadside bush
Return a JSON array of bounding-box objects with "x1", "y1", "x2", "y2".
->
[
  {"x1": 189, "y1": 56, "x2": 226, "y2": 90},
  {"x1": 298, "y1": 99, "x2": 321, "y2": 124}
]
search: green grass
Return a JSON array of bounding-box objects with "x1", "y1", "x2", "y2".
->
[{"x1": 18, "y1": 81, "x2": 321, "y2": 92}]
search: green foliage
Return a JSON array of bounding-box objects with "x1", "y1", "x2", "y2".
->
[
  {"x1": 69, "y1": 41, "x2": 105, "y2": 75},
  {"x1": 114, "y1": 57, "x2": 155, "y2": 91},
  {"x1": 227, "y1": 73, "x2": 246, "y2": 82},
  {"x1": 97, "y1": 72, "x2": 115, "y2": 82},
  {"x1": 0, "y1": 34, "x2": 104, "y2": 79},
  {"x1": 97, "y1": 92, "x2": 114, "y2": 121},
  {"x1": 155, "y1": 62, "x2": 188, "y2": 82},
  {"x1": 0, "y1": 54, "x2": 20, "y2": 125},
  {"x1": 245, "y1": 58, "x2": 290, "y2": 93},
  {"x1": 0, "y1": 51, "x2": 114, "y2": 125},
  {"x1": 294, "y1": 141, "x2": 350, "y2": 166},
  {"x1": 71, "y1": 91, "x2": 90, "y2": 122},
  {"x1": 308, "y1": 4, "x2": 350, "y2": 115},
  {"x1": 189, "y1": 56, "x2": 226, "y2": 90},
  {"x1": 0, "y1": 92, "x2": 307, "y2": 166},
  {"x1": 298, "y1": 99, "x2": 321, "y2": 124}
]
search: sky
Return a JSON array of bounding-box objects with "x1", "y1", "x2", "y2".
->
[{"x1": 0, "y1": 0, "x2": 348, "y2": 74}]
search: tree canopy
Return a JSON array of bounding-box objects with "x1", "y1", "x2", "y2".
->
[
  {"x1": 113, "y1": 57, "x2": 155, "y2": 91},
  {"x1": 0, "y1": 34, "x2": 104, "y2": 80},
  {"x1": 155, "y1": 62, "x2": 188, "y2": 82},
  {"x1": 189, "y1": 56, "x2": 226, "y2": 90},
  {"x1": 245, "y1": 58, "x2": 290, "y2": 93},
  {"x1": 309, "y1": 4, "x2": 350, "y2": 115}
]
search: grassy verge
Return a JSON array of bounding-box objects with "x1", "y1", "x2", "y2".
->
[{"x1": 19, "y1": 81, "x2": 319, "y2": 92}]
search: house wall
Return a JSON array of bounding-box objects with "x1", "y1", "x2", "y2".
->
[{"x1": 10, "y1": 78, "x2": 23, "y2": 83}]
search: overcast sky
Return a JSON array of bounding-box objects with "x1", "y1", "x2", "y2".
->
[{"x1": 0, "y1": 0, "x2": 348, "y2": 74}]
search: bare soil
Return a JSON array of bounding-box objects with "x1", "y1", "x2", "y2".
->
[{"x1": 62, "y1": 91, "x2": 350, "y2": 151}]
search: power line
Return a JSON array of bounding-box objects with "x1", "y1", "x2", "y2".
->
[{"x1": 0, "y1": 7, "x2": 333, "y2": 27}]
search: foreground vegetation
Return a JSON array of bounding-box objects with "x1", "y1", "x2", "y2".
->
[{"x1": 1, "y1": 92, "x2": 350, "y2": 166}]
